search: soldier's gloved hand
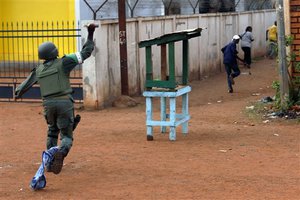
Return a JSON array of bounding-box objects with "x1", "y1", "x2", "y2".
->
[
  {"x1": 87, "y1": 24, "x2": 97, "y2": 34},
  {"x1": 14, "y1": 90, "x2": 20, "y2": 99},
  {"x1": 87, "y1": 24, "x2": 97, "y2": 40}
]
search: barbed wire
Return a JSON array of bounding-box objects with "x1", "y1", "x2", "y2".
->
[{"x1": 83, "y1": 0, "x2": 276, "y2": 20}]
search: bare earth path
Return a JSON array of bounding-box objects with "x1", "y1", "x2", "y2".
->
[{"x1": 0, "y1": 58, "x2": 299, "y2": 200}]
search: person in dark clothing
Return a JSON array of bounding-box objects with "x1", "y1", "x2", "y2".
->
[
  {"x1": 15, "y1": 24, "x2": 97, "y2": 174},
  {"x1": 221, "y1": 35, "x2": 241, "y2": 93}
]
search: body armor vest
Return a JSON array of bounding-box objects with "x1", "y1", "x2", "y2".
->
[{"x1": 36, "y1": 59, "x2": 72, "y2": 98}]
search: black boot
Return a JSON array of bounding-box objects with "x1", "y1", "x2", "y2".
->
[
  {"x1": 73, "y1": 114, "x2": 81, "y2": 131},
  {"x1": 48, "y1": 151, "x2": 65, "y2": 174}
]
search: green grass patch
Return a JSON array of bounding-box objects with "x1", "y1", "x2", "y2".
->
[
  {"x1": 244, "y1": 101, "x2": 270, "y2": 121},
  {"x1": 244, "y1": 101, "x2": 300, "y2": 124}
]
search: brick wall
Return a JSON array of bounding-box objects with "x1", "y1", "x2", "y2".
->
[{"x1": 290, "y1": 0, "x2": 300, "y2": 80}]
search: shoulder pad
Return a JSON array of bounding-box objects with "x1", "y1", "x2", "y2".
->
[
  {"x1": 65, "y1": 53, "x2": 77, "y2": 61},
  {"x1": 65, "y1": 52, "x2": 83, "y2": 64}
]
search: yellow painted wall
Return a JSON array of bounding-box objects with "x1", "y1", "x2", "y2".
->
[
  {"x1": 0, "y1": 0, "x2": 75, "y2": 22},
  {"x1": 0, "y1": 0, "x2": 76, "y2": 61}
]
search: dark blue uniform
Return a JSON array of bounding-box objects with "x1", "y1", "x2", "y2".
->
[{"x1": 221, "y1": 41, "x2": 240, "y2": 93}]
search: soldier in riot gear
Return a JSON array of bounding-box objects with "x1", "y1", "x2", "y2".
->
[{"x1": 15, "y1": 24, "x2": 97, "y2": 174}]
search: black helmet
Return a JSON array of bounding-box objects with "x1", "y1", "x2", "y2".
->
[{"x1": 38, "y1": 42, "x2": 58, "y2": 60}]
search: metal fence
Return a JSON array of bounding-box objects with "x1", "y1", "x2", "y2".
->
[
  {"x1": 0, "y1": 21, "x2": 83, "y2": 102},
  {"x1": 82, "y1": 0, "x2": 276, "y2": 19}
]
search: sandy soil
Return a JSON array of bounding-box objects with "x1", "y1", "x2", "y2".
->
[{"x1": 0, "y1": 58, "x2": 299, "y2": 200}]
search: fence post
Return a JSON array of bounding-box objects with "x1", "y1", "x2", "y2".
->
[
  {"x1": 118, "y1": 0, "x2": 129, "y2": 95},
  {"x1": 276, "y1": 0, "x2": 290, "y2": 110}
]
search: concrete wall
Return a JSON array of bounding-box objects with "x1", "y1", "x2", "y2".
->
[{"x1": 82, "y1": 10, "x2": 276, "y2": 109}]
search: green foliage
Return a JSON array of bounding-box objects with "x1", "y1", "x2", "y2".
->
[
  {"x1": 272, "y1": 80, "x2": 300, "y2": 110},
  {"x1": 272, "y1": 80, "x2": 281, "y2": 109},
  {"x1": 286, "y1": 35, "x2": 295, "y2": 67},
  {"x1": 285, "y1": 35, "x2": 294, "y2": 46},
  {"x1": 287, "y1": 51, "x2": 296, "y2": 66},
  {"x1": 286, "y1": 35, "x2": 300, "y2": 72},
  {"x1": 289, "y1": 86, "x2": 300, "y2": 106},
  {"x1": 293, "y1": 76, "x2": 300, "y2": 85},
  {"x1": 295, "y1": 62, "x2": 300, "y2": 72},
  {"x1": 269, "y1": 35, "x2": 300, "y2": 111}
]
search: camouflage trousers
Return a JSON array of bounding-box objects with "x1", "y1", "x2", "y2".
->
[{"x1": 43, "y1": 98, "x2": 74, "y2": 157}]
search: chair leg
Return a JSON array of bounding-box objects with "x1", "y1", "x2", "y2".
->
[
  {"x1": 160, "y1": 97, "x2": 167, "y2": 133},
  {"x1": 146, "y1": 97, "x2": 153, "y2": 141},
  {"x1": 169, "y1": 97, "x2": 176, "y2": 141},
  {"x1": 182, "y1": 93, "x2": 189, "y2": 135}
]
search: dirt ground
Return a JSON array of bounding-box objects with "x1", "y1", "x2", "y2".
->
[{"x1": 0, "y1": 58, "x2": 299, "y2": 200}]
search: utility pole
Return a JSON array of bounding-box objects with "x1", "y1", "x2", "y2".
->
[
  {"x1": 276, "y1": 0, "x2": 290, "y2": 110},
  {"x1": 118, "y1": 0, "x2": 129, "y2": 95}
]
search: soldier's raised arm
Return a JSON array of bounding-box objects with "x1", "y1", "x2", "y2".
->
[{"x1": 62, "y1": 24, "x2": 97, "y2": 73}]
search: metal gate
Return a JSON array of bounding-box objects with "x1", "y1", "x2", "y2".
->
[{"x1": 0, "y1": 21, "x2": 83, "y2": 102}]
